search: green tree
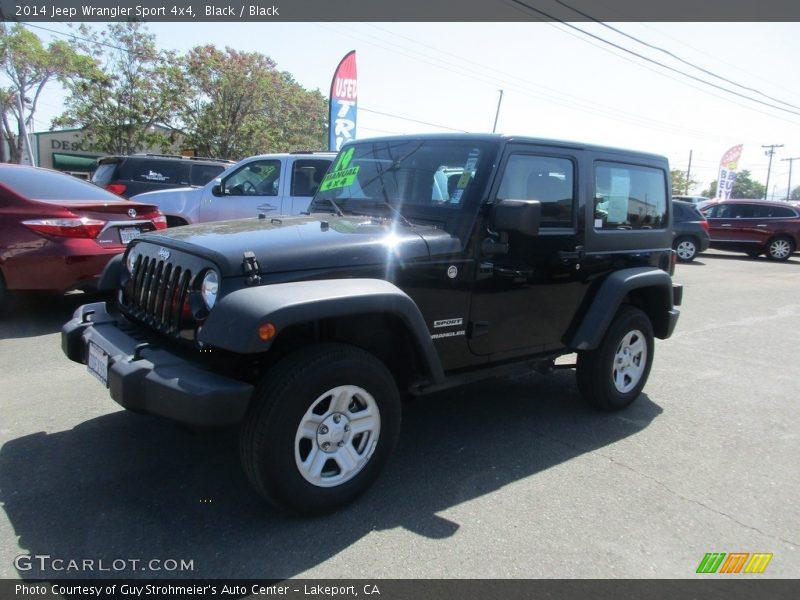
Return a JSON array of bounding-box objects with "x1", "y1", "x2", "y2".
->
[
  {"x1": 179, "y1": 45, "x2": 327, "y2": 160},
  {"x1": 0, "y1": 23, "x2": 89, "y2": 163},
  {"x1": 791, "y1": 185, "x2": 800, "y2": 200},
  {"x1": 670, "y1": 169, "x2": 699, "y2": 196},
  {"x1": 702, "y1": 170, "x2": 766, "y2": 199},
  {"x1": 55, "y1": 23, "x2": 186, "y2": 155}
]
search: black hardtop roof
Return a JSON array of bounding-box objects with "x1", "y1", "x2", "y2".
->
[{"x1": 344, "y1": 133, "x2": 667, "y2": 162}]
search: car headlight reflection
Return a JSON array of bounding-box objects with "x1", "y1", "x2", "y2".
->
[
  {"x1": 126, "y1": 250, "x2": 138, "y2": 273},
  {"x1": 201, "y1": 270, "x2": 219, "y2": 310}
]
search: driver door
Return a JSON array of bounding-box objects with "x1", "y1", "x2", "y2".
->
[{"x1": 201, "y1": 158, "x2": 283, "y2": 222}]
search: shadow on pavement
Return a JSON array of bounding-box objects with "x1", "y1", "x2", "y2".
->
[
  {"x1": 0, "y1": 291, "x2": 111, "y2": 340},
  {"x1": 0, "y1": 371, "x2": 662, "y2": 579}
]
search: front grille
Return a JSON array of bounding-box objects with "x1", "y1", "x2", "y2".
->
[{"x1": 126, "y1": 254, "x2": 192, "y2": 333}]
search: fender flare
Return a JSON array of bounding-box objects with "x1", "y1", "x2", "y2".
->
[
  {"x1": 98, "y1": 254, "x2": 123, "y2": 292},
  {"x1": 567, "y1": 267, "x2": 676, "y2": 351},
  {"x1": 199, "y1": 278, "x2": 445, "y2": 383}
]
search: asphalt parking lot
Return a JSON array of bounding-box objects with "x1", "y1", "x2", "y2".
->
[{"x1": 0, "y1": 249, "x2": 798, "y2": 580}]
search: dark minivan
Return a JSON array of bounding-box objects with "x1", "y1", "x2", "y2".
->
[
  {"x1": 672, "y1": 199, "x2": 710, "y2": 262},
  {"x1": 91, "y1": 154, "x2": 234, "y2": 198}
]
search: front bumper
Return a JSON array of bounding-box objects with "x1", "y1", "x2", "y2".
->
[{"x1": 62, "y1": 302, "x2": 253, "y2": 426}]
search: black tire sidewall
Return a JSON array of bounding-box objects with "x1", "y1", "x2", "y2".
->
[
  {"x1": 579, "y1": 307, "x2": 654, "y2": 411},
  {"x1": 246, "y1": 346, "x2": 401, "y2": 514}
]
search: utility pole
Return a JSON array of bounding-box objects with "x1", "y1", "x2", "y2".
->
[
  {"x1": 781, "y1": 156, "x2": 800, "y2": 200},
  {"x1": 685, "y1": 150, "x2": 693, "y2": 194},
  {"x1": 492, "y1": 90, "x2": 504, "y2": 134},
  {"x1": 762, "y1": 144, "x2": 783, "y2": 200}
]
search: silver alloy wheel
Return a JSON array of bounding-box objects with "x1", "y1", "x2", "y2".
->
[
  {"x1": 768, "y1": 238, "x2": 792, "y2": 260},
  {"x1": 676, "y1": 239, "x2": 697, "y2": 260},
  {"x1": 612, "y1": 329, "x2": 647, "y2": 393},
  {"x1": 294, "y1": 385, "x2": 381, "y2": 488}
]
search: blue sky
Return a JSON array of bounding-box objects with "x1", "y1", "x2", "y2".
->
[{"x1": 22, "y1": 21, "x2": 800, "y2": 197}]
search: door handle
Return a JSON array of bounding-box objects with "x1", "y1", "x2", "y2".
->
[
  {"x1": 757, "y1": 224, "x2": 768, "y2": 227},
  {"x1": 558, "y1": 245, "x2": 585, "y2": 261},
  {"x1": 720, "y1": 224, "x2": 732, "y2": 227}
]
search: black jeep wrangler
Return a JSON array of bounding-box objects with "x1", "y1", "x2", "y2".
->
[{"x1": 63, "y1": 134, "x2": 682, "y2": 514}]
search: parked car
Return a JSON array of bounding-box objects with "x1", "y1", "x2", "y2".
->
[
  {"x1": 699, "y1": 199, "x2": 800, "y2": 261},
  {"x1": 672, "y1": 199, "x2": 710, "y2": 262},
  {"x1": 91, "y1": 154, "x2": 234, "y2": 199},
  {"x1": 0, "y1": 164, "x2": 166, "y2": 307},
  {"x1": 130, "y1": 152, "x2": 335, "y2": 226}
]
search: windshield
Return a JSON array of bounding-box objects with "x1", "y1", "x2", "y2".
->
[{"x1": 311, "y1": 139, "x2": 491, "y2": 218}]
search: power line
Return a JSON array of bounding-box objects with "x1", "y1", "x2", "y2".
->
[
  {"x1": 551, "y1": 0, "x2": 800, "y2": 111},
  {"x1": 351, "y1": 23, "x2": 765, "y2": 142},
  {"x1": 359, "y1": 106, "x2": 468, "y2": 133},
  {"x1": 509, "y1": 0, "x2": 800, "y2": 118}
]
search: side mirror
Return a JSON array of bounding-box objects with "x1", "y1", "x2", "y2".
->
[
  {"x1": 493, "y1": 199, "x2": 541, "y2": 236},
  {"x1": 211, "y1": 184, "x2": 223, "y2": 197}
]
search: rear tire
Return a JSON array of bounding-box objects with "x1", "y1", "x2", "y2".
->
[
  {"x1": 674, "y1": 236, "x2": 699, "y2": 262},
  {"x1": 576, "y1": 306, "x2": 654, "y2": 411},
  {"x1": 240, "y1": 343, "x2": 401, "y2": 514},
  {"x1": 766, "y1": 236, "x2": 794, "y2": 261}
]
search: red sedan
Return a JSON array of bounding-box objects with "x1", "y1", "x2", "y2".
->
[{"x1": 0, "y1": 164, "x2": 166, "y2": 305}]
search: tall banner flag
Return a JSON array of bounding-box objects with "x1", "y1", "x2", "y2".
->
[
  {"x1": 329, "y1": 51, "x2": 357, "y2": 151},
  {"x1": 717, "y1": 144, "x2": 743, "y2": 199}
]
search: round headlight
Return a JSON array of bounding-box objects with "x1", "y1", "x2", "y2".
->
[
  {"x1": 200, "y1": 271, "x2": 219, "y2": 310},
  {"x1": 126, "y1": 249, "x2": 138, "y2": 273}
]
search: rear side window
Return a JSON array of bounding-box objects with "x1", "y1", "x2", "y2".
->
[
  {"x1": 91, "y1": 163, "x2": 118, "y2": 185},
  {"x1": 190, "y1": 164, "x2": 226, "y2": 186},
  {"x1": 594, "y1": 162, "x2": 667, "y2": 230},
  {"x1": 496, "y1": 154, "x2": 574, "y2": 227},
  {"x1": 118, "y1": 160, "x2": 188, "y2": 185},
  {"x1": 291, "y1": 159, "x2": 332, "y2": 196}
]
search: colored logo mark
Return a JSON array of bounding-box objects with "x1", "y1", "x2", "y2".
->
[{"x1": 696, "y1": 552, "x2": 773, "y2": 574}]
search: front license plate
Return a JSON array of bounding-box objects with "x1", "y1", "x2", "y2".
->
[
  {"x1": 87, "y1": 342, "x2": 109, "y2": 387},
  {"x1": 119, "y1": 227, "x2": 142, "y2": 244}
]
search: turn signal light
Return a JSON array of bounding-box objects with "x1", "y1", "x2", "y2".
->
[{"x1": 258, "y1": 322, "x2": 277, "y2": 341}]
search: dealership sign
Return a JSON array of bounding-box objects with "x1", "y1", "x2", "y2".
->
[{"x1": 329, "y1": 50, "x2": 357, "y2": 152}]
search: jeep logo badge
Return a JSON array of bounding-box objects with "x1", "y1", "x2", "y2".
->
[
  {"x1": 127, "y1": 208, "x2": 137, "y2": 218},
  {"x1": 158, "y1": 247, "x2": 170, "y2": 260}
]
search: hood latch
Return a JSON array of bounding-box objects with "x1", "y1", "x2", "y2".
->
[{"x1": 242, "y1": 251, "x2": 262, "y2": 286}]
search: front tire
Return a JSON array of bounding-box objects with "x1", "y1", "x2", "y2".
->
[
  {"x1": 766, "y1": 236, "x2": 795, "y2": 261},
  {"x1": 674, "y1": 236, "x2": 699, "y2": 262},
  {"x1": 240, "y1": 343, "x2": 401, "y2": 515},
  {"x1": 576, "y1": 306, "x2": 654, "y2": 411}
]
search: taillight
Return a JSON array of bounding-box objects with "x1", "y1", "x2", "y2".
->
[
  {"x1": 22, "y1": 217, "x2": 106, "y2": 239},
  {"x1": 152, "y1": 214, "x2": 167, "y2": 230},
  {"x1": 701, "y1": 220, "x2": 709, "y2": 231},
  {"x1": 105, "y1": 183, "x2": 127, "y2": 196}
]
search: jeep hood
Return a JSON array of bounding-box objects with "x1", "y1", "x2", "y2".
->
[{"x1": 134, "y1": 214, "x2": 461, "y2": 276}]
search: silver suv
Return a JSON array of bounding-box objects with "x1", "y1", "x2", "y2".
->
[{"x1": 130, "y1": 152, "x2": 334, "y2": 226}]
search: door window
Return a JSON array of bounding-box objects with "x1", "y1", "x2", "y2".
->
[
  {"x1": 290, "y1": 159, "x2": 332, "y2": 197},
  {"x1": 496, "y1": 154, "x2": 574, "y2": 227},
  {"x1": 594, "y1": 163, "x2": 667, "y2": 229},
  {"x1": 222, "y1": 160, "x2": 281, "y2": 196}
]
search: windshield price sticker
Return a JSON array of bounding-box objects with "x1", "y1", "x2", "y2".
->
[{"x1": 319, "y1": 166, "x2": 360, "y2": 192}]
